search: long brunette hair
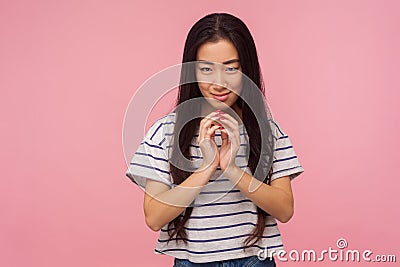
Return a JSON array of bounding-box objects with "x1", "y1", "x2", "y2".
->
[{"x1": 167, "y1": 13, "x2": 274, "y2": 249}]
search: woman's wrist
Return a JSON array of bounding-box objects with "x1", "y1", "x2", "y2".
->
[
  {"x1": 195, "y1": 163, "x2": 217, "y2": 178},
  {"x1": 222, "y1": 165, "x2": 243, "y2": 181}
]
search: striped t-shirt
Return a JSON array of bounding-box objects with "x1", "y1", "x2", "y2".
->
[{"x1": 125, "y1": 112, "x2": 304, "y2": 263}]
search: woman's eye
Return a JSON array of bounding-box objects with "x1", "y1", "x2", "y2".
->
[
  {"x1": 226, "y1": 67, "x2": 239, "y2": 73},
  {"x1": 200, "y1": 67, "x2": 212, "y2": 72}
]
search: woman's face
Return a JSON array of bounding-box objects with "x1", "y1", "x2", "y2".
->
[{"x1": 196, "y1": 39, "x2": 242, "y2": 112}]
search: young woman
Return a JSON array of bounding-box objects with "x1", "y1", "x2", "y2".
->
[{"x1": 126, "y1": 13, "x2": 304, "y2": 266}]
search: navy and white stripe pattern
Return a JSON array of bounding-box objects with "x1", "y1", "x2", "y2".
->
[{"x1": 125, "y1": 112, "x2": 304, "y2": 263}]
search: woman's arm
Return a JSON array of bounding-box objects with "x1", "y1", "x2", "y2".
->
[
  {"x1": 225, "y1": 167, "x2": 294, "y2": 223},
  {"x1": 144, "y1": 112, "x2": 222, "y2": 231},
  {"x1": 143, "y1": 166, "x2": 215, "y2": 231},
  {"x1": 216, "y1": 111, "x2": 295, "y2": 223}
]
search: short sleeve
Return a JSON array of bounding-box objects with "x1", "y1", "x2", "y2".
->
[
  {"x1": 270, "y1": 120, "x2": 304, "y2": 181},
  {"x1": 125, "y1": 120, "x2": 173, "y2": 189}
]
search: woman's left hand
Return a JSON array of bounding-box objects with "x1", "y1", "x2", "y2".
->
[{"x1": 218, "y1": 112, "x2": 241, "y2": 173}]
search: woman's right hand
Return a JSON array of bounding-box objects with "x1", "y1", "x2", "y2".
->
[{"x1": 197, "y1": 111, "x2": 221, "y2": 174}]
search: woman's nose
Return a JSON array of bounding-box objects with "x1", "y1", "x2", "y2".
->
[
  {"x1": 212, "y1": 82, "x2": 225, "y2": 89},
  {"x1": 212, "y1": 73, "x2": 227, "y2": 88}
]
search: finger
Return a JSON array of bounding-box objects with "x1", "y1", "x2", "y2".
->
[
  {"x1": 218, "y1": 114, "x2": 238, "y2": 135},
  {"x1": 199, "y1": 113, "x2": 219, "y2": 141},
  {"x1": 202, "y1": 111, "x2": 220, "y2": 128},
  {"x1": 206, "y1": 111, "x2": 228, "y2": 128},
  {"x1": 220, "y1": 128, "x2": 236, "y2": 162},
  {"x1": 206, "y1": 111, "x2": 220, "y2": 119},
  {"x1": 205, "y1": 124, "x2": 221, "y2": 139},
  {"x1": 199, "y1": 111, "x2": 218, "y2": 130},
  {"x1": 221, "y1": 128, "x2": 229, "y2": 146},
  {"x1": 219, "y1": 112, "x2": 239, "y2": 127},
  {"x1": 219, "y1": 114, "x2": 240, "y2": 146},
  {"x1": 202, "y1": 116, "x2": 219, "y2": 136}
]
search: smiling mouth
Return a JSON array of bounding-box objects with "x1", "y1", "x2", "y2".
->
[{"x1": 212, "y1": 92, "x2": 231, "y2": 101}]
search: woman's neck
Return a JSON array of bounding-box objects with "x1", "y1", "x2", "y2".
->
[{"x1": 231, "y1": 103, "x2": 243, "y2": 120}]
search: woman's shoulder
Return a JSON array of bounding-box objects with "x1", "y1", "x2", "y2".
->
[
  {"x1": 144, "y1": 112, "x2": 176, "y2": 144},
  {"x1": 268, "y1": 118, "x2": 287, "y2": 139},
  {"x1": 150, "y1": 112, "x2": 176, "y2": 126}
]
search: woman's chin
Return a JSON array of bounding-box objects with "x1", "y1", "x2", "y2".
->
[{"x1": 204, "y1": 99, "x2": 232, "y2": 110}]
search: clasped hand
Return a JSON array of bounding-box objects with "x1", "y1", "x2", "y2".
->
[{"x1": 197, "y1": 110, "x2": 241, "y2": 173}]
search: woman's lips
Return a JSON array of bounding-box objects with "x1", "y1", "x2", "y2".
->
[{"x1": 212, "y1": 92, "x2": 230, "y2": 101}]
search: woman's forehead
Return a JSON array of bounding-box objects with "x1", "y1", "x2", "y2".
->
[{"x1": 196, "y1": 40, "x2": 239, "y2": 64}]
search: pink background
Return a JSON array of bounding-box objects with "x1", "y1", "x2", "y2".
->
[{"x1": 1, "y1": 0, "x2": 399, "y2": 266}]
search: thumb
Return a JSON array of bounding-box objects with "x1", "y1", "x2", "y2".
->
[{"x1": 221, "y1": 128, "x2": 229, "y2": 147}]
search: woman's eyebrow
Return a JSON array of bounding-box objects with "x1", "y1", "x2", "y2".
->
[{"x1": 197, "y1": 59, "x2": 240, "y2": 65}]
